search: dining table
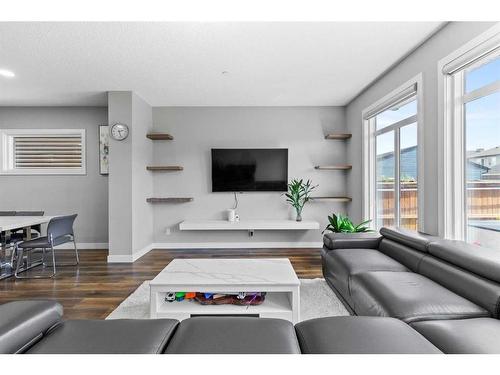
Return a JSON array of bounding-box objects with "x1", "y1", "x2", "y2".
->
[{"x1": 0, "y1": 216, "x2": 54, "y2": 280}]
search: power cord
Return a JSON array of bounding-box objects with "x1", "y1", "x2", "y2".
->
[{"x1": 233, "y1": 192, "x2": 239, "y2": 210}]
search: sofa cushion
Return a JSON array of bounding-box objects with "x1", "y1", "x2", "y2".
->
[
  {"x1": 378, "y1": 239, "x2": 427, "y2": 272},
  {"x1": 418, "y1": 255, "x2": 500, "y2": 318},
  {"x1": 322, "y1": 248, "x2": 408, "y2": 298},
  {"x1": 350, "y1": 271, "x2": 489, "y2": 323},
  {"x1": 323, "y1": 232, "x2": 382, "y2": 250},
  {"x1": 27, "y1": 319, "x2": 179, "y2": 354},
  {"x1": 0, "y1": 300, "x2": 63, "y2": 354},
  {"x1": 295, "y1": 316, "x2": 440, "y2": 354},
  {"x1": 165, "y1": 317, "x2": 301, "y2": 354},
  {"x1": 411, "y1": 318, "x2": 500, "y2": 354},
  {"x1": 428, "y1": 240, "x2": 500, "y2": 283},
  {"x1": 379, "y1": 227, "x2": 437, "y2": 252}
]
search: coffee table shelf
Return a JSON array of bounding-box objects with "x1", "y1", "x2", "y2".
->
[
  {"x1": 153, "y1": 292, "x2": 293, "y2": 321},
  {"x1": 150, "y1": 258, "x2": 300, "y2": 323}
]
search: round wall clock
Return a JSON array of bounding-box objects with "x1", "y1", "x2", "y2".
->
[{"x1": 110, "y1": 123, "x2": 129, "y2": 141}]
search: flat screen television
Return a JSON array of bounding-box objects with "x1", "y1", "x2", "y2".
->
[{"x1": 211, "y1": 148, "x2": 288, "y2": 192}]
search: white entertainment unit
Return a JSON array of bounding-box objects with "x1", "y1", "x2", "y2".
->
[{"x1": 179, "y1": 219, "x2": 320, "y2": 232}]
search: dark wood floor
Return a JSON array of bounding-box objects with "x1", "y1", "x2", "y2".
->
[{"x1": 0, "y1": 248, "x2": 322, "y2": 319}]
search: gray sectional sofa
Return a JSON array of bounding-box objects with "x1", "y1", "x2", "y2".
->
[
  {"x1": 1, "y1": 300, "x2": 440, "y2": 354},
  {"x1": 322, "y1": 227, "x2": 500, "y2": 353},
  {"x1": 2, "y1": 226, "x2": 500, "y2": 354}
]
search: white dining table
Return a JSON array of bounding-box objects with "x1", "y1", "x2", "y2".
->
[{"x1": 0, "y1": 216, "x2": 54, "y2": 280}]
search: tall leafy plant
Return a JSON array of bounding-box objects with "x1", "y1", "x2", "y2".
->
[
  {"x1": 323, "y1": 213, "x2": 372, "y2": 233},
  {"x1": 285, "y1": 179, "x2": 318, "y2": 221}
]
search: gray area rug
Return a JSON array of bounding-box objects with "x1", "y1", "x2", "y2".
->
[{"x1": 106, "y1": 278, "x2": 350, "y2": 321}]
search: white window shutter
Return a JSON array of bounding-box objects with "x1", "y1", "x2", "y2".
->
[{"x1": 0, "y1": 129, "x2": 86, "y2": 175}]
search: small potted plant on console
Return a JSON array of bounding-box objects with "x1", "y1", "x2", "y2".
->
[{"x1": 285, "y1": 178, "x2": 318, "y2": 221}]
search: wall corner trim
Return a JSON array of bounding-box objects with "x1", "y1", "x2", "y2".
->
[{"x1": 107, "y1": 243, "x2": 153, "y2": 263}]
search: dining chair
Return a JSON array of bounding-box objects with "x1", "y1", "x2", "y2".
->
[
  {"x1": 14, "y1": 214, "x2": 78, "y2": 279},
  {"x1": 9, "y1": 211, "x2": 45, "y2": 267}
]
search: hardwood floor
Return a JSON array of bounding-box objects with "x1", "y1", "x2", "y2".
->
[{"x1": 0, "y1": 248, "x2": 322, "y2": 319}]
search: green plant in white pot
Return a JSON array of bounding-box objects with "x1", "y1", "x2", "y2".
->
[{"x1": 285, "y1": 179, "x2": 318, "y2": 222}]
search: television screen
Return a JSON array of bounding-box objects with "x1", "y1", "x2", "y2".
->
[{"x1": 211, "y1": 148, "x2": 288, "y2": 192}]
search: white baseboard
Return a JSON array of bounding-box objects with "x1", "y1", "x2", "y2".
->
[
  {"x1": 107, "y1": 241, "x2": 321, "y2": 263},
  {"x1": 107, "y1": 243, "x2": 153, "y2": 263},
  {"x1": 54, "y1": 242, "x2": 108, "y2": 250},
  {"x1": 152, "y1": 242, "x2": 323, "y2": 249}
]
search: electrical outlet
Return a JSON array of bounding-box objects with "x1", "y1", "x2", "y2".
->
[{"x1": 165, "y1": 227, "x2": 171, "y2": 235}]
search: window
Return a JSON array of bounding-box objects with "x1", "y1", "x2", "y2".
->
[
  {"x1": 0, "y1": 129, "x2": 86, "y2": 175},
  {"x1": 443, "y1": 51, "x2": 500, "y2": 247},
  {"x1": 362, "y1": 75, "x2": 423, "y2": 231},
  {"x1": 440, "y1": 24, "x2": 500, "y2": 247}
]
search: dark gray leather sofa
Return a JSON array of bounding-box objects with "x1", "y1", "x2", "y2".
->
[
  {"x1": 0, "y1": 300, "x2": 440, "y2": 354},
  {"x1": 322, "y1": 227, "x2": 500, "y2": 353}
]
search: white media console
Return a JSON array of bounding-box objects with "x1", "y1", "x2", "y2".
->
[{"x1": 179, "y1": 219, "x2": 320, "y2": 232}]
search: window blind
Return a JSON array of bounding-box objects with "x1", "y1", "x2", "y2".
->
[
  {"x1": 13, "y1": 135, "x2": 83, "y2": 169},
  {"x1": 363, "y1": 84, "x2": 417, "y2": 120},
  {"x1": 442, "y1": 34, "x2": 500, "y2": 75}
]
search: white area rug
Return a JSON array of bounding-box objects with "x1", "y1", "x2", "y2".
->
[{"x1": 106, "y1": 278, "x2": 350, "y2": 321}]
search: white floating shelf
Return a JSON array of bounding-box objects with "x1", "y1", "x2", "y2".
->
[{"x1": 179, "y1": 219, "x2": 320, "y2": 231}]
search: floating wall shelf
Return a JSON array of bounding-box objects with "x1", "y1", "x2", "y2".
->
[
  {"x1": 146, "y1": 166, "x2": 184, "y2": 171},
  {"x1": 314, "y1": 165, "x2": 352, "y2": 170},
  {"x1": 146, "y1": 133, "x2": 174, "y2": 140},
  {"x1": 179, "y1": 219, "x2": 320, "y2": 231},
  {"x1": 324, "y1": 133, "x2": 352, "y2": 140},
  {"x1": 146, "y1": 197, "x2": 193, "y2": 203},
  {"x1": 310, "y1": 196, "x2": 352, "y2": 202}
]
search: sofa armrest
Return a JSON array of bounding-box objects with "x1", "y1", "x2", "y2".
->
[
  {"x1": 323, "y1": 232, "x2": 382, "y2": 250},
  {"x1": 0, "y1": 300, "x2": 63, "y2": 353}
]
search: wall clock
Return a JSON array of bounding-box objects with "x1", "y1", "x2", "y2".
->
[{"x1": 110, "y1": 123, "x2": 129, "y2": 141}]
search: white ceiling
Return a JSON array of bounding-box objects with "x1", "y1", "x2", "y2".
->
[{"x1": 0, "y1": 22, "x2": 444, "y2": 107}]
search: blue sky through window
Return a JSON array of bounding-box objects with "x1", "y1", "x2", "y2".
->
[
  {"x1": 376, "y1": 99, "x2": 417, "y2": 131},
  {"x1": 466, "y1": 91, "x2": 500, "y2": 152},
  {"x1": 466, "y1": 56, "x2": 500, "y2": 93},
  {"x1": 465, "y1": 55, "x2": 500, "y2": 152}
]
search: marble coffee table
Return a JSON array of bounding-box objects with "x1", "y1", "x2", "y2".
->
[{"x1": 149, "y1": 258, "x2": 300, "y2": 323}]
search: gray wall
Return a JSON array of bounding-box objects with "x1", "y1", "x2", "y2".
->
[
  {"x1": 345, "y1": 22, "x2": 496, "y2": 234},
  {"x1": 131, "y1": 94, "x2": 154, "y2": 252},
  {"x1": 152, "y1": 106, "x2": 346, "y2": 246},
  {"x1": 108, "y1": 92, "x2": 133, "y2": 255},
  {"x1": 108, "y1": 91, "x2": 153, "y2": 259},
  {"x1": 0, "y1": 107, "x2": 108, "y2": 243}
]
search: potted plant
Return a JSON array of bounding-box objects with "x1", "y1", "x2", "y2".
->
[
  {"x1": 323, "y1": 213, "x2": 372, "y2": 233},
  {"x1": 285, "y1": 179, "x2": 318, "y2": 221}
]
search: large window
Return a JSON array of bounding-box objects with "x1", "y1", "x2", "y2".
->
[
  {"x1": 0, "y1": 129, "x2": 86, "y2": 175},
  {"x1": 440, "y1": 25, "x2": 500, "y2": 247},
  {"x1": 363, "y1": 76, "x2": 422, "y2": 231},
  {"x1": 452, "y1": 54, "x2": 499, "y2": 247},
  {"x1": 374, "y1": 97, "x2": 418, "y2": 229}
]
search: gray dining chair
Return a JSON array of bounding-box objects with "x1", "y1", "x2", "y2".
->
[
  {"x1": 9, "y1": 211, "x2": 45, "y2": 267},
  {"x1": 14, "y1": 214, "x2": 78, "y2": 279}
]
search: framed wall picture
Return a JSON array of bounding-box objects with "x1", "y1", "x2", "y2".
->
[{"x1": 99, "y1": 125, "x2": 109, "y2": 175}]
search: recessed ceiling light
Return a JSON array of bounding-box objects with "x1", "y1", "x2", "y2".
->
[
  {"x1": 221, "y1": 71, "x2": 229, "y2": 75},
  {"x1": 0, "y1": 69, "x2": 15, "y2": 78}
]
